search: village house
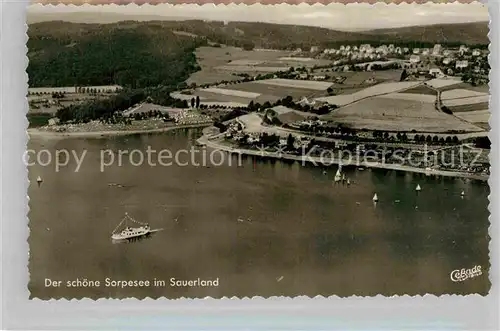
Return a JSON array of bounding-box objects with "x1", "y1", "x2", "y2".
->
[
  {"x1": 443, "y1": 57, "x2": 453, "y2": 65},
  {"x1": 422, "y1": 48, "x2": 430, "y2": 55},
  {"x1": 443, "y1": 50, "x2": 452, "y2": 57},
  {"x1": 410, "y1": 55, "x2": 421, "y2": 63},
  {"x1": 456, "y1": 60, "x2": 469, "y2": 69},
  {"x1": 432, "y1": 44, "x2": 442, "y2": 56},
  {"x1": 459, "y1": 45, "x2": 469, "y2": 54},
  {"x1": 310, "y1": 46, "x2": 319, "y2": 53},
  {"x1": 403, "y1": 47, "x2": 410, "y2": 53},
  {"x1": 413, "y1": 48, "x2": 420, "y2": 54},
  {"x1": 429, "y1": 68, "x2": 444, "y2": 77},
  {"x1": 312, "y1": 75, "x2": 326, "y2": 81},
  {"x1": 472, "y1": 49, "x2": 481, "y2": 56},
  {"x1": 395, "y1": 47, "x2": 402, "y2": 54}
]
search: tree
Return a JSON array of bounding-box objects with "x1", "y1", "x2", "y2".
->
[
  {"x1": 286, "y1": 133, "x2": 295, "y2": 150},
  {"x1": 196, "y1": 96, "x2": 200, "y2": 108},
  {"x1": 474, "y1": 136, "x2": 491, "y2": 149},
  {"x1": 400, "y1": 69, "x2": 409, "y2": 82},
  {"x1": 242, "y1": 42, "x2": 255, "y2": 51}
]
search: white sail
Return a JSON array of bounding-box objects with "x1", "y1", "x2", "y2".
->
[
  {"x1": 416, "y1": 184, "x2": 421, "y2": 191},
  {"x1": 372, "y1": 193, "x2": 378, "y2": 202},
  {"x1": 347, "y1": 179, "x2": 351, "y2": 185},
  {"x1": 36, "y1": 176, "x2": 42, "y2": 183},
  {"x1": 461, "y1": 190, "x2": 465, "y2": 196}
]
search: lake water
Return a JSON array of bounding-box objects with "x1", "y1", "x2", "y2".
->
[{"x1": 28, "y1": 128, "x2": 490, "y2": 298}]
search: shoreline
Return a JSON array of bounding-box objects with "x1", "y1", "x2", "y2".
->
[
  {"x1": 197, "y1": 135, "x2": 489, "y2": 182},
  {"x1": 28, "y1": 123, "x2": 213, "y2": 139}
]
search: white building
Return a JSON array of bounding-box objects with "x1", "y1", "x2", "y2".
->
[
  {"x1": 456, "y1": 60, "x2": 469, "y2": 69},
  {"x1": 410, "y1": 55, "x2": 421, "y2": 63},
  {"x1": 395, "y1": 47, "x2": 402, "y2": 54},
  {"x1": 403, "y1": 47, "x2": 410, "y2": 53},
  {"x1": 376, "y1": 45, "x2": 389, "y2": 54},
  {"x1": 459, "y1": 45, "x2": 469, "y2": 54},
  {"x1": 443, "y1": 50, "x2": 452, "y2": 57},
  {"x1": 472, "y1": 49, "x2": 481, "y2": 56},
  {"x1": 422, "y1": 48, "x2": 430, "y2": 55},
  {"x1": 429, "y1": 68, "x2": 444, "y2": 77},
  {"x1": 312, "y1": 75, "x2": 326, "y2": 80},
  {"x1": 443, "y1": 57, "x2": 453, "y2": 65},
  {"x1": 310, "y1": 46, "x2": 319, "y2": 53},
  {"x1": 359, "y1": 44, "x2": 372, "y2": 52},
  {"x1": 413, "y1": 48, "x2": 420, "y2": 54},
  {"x1": 432, "y1": 44, "x2": 442, "y2": 56}
]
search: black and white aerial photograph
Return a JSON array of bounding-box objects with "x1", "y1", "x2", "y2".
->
[{"x1": 25, "y1": 2, "x2": 491, "y2": 299}]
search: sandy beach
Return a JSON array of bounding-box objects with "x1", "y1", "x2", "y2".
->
[{"x1": 28, "y1": 123, "x2": 212, "y2": 139}]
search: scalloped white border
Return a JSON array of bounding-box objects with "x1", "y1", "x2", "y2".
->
[{"x1": 1, "y1": 1, "x2": 498, "y2": 329}]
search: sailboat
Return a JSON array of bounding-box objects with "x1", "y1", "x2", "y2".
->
[
  {"x1": 111, "y1": 213, "x2": 151, "y2": 240},
  {"x1": 372, "y1": 193, "x2": 378, "y2": 202},
  {"x1": 334, "y1": 168, "x2": 342, "y2": 182},
  {"x1": 461, "y1": 190, "x2": 465, "y2": 197},
  {"x1": 36, "y1": 176, "x2": 43, "y2": 187},
  {"x1": 416, "y1": 184, "x2": 421, "y2": 192},
  {"x1": 347, "y1": 178, "x2": 351, "y2": 185}
]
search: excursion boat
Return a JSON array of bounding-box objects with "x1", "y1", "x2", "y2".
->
[{"x1": 111, "y1": 213, "x2": 151, "y2": 240}]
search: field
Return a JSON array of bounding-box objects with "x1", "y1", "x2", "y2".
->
[
  {"x1": 177, "y1": 78, "x2": 335, "y2": 106},
  {"x1": 441, "y1": 89, "x2": 489, "y2": 100},
  {"x1": 253, "y1": 79, "x2": 333, "y2": 90},
  {"x1": 200, "y1": 87, "x2": 261, "y2": 99},
  {"x1": 453, "y1": 109, "x2": 490, "y2": 123},
  {"x1": 439, "y1": 82, "x2": 489, "y2": 93},
  {"x1": 313, "y1": 70, "x2": 402, "y2": 86},
  {"x1": 442, "y1": 95, "x2": 489, "y2": 107},
  {"x1": 381, "y1": 93, "x2": 436, "y2": 103},
  {"x1": 321, "y1": 96, "x2": 484, "y2": 132},
  {"x1": 404, "y1": 85, "x2": 437, "y2": 95},
  {"x1": 424, "y1": 78, "x2": 462, "y2": 89},
  {"x1": 186, "y1": 46, "x2": 333, "y2": 86},
  {"x1": 448, "y1": 102, "x2": 490, "y2": 112},
  {"x1": 223, "y1": 81, "x2": 323, "y2": 99},
  {"x1": 315, "y1": 81, "x2": 421, "y2": 106},
  {"x1": 186, "y1": 46, "x2": 290, "y2": 85}
]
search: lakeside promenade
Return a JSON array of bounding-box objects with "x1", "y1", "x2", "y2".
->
[{"x1": 197, "y1": 132, "x2": 488, "y2": 181}]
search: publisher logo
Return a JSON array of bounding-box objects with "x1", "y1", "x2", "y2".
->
[{"x1": 450, "y1": 265, "x2": 483, "y2": 282}]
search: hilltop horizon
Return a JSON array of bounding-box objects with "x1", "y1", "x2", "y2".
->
[{"x1": 27, "y1": 2, "x2": 488, "y2": 31}]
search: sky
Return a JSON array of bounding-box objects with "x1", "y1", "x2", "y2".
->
[{"x1": 27, "y1": 2, "x2": 489, "y2": 31}]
